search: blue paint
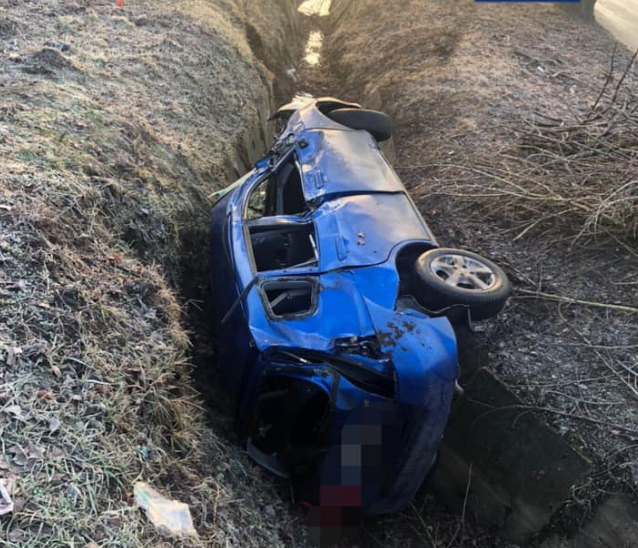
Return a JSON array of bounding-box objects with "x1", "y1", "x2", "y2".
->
[{"x1": 209, "y1": 98, "x2": 459, "y2": 515}]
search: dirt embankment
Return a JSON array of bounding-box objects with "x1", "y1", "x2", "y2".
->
[
  {"x1": 0, "y1": 1, "x2": 304, "y2": 546},
  {"x1": 326, "y1": 0, "x2": 638, "y2": 544}
]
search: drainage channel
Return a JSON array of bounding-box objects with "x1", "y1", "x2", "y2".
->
[
  {"x1": 182, "y1": 2, "x2": 495, "y2": 545},
  {"x1": 291, "y1": 0, "x2": 333, "y2": 100},
  {"x1": 185, "y1": 2, "x2": 565, "y2": 546},
  {"x1": 186, "y1": 0, "x2": 336, "y2": 467},
  {"x1": 298, "y1": 0, "x2": 330, "y2": 67}
]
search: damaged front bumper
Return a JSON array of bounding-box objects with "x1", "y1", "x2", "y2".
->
[{"x1": 239, "y1": 310, "x2": 458, "y2": 516}]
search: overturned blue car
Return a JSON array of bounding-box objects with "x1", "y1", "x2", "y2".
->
[{"x1": 209, "y1": 97, "x2": 510, "y2": 517}]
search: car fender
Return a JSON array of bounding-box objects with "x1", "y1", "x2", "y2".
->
[{"x1": 363, "y1": 298, "x2": 458, "y2": 406}]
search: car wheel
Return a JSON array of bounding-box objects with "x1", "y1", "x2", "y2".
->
[
  {"x1": 327, "y1": 108, "x2": 394, "y2": 142},
  {"x1": 412, "y1": 248, "x2": 511, "y2": 321}
]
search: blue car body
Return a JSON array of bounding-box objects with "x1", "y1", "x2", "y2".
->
[{"x1": 209, "y1": 98, "x2": 459, "y2": 516}]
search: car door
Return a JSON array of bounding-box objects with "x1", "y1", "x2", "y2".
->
[{"x1": 296, "y1": 129, "x2": 405, "y2": 203}]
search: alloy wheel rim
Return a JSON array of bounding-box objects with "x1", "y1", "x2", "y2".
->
[{"x1": 430, "y1": 254, "x2": 497, "y2": 291}]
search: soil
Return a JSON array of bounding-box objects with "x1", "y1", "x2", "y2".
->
[{"x1": 0, "y1": 1, "x2": 305, "y2": 546}]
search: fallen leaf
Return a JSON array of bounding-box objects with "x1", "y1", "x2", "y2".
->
[
  {"x1": 6, "y1": 347, "x2": 22, "y2": 367},
  {"x1": 4, "y1": 405, "x2": 22, "y2": 419},
  {"x1": 10, "y1": 497, "x2": 24, "y2": 513},
  {"x1": 12, "y1": 456, "x2": 26, "y2": 467},
  {"x1": 0, "y1": 482, "x2": 13, "y2": 516},
  {"x1": 49, "y1": 447, "x2": 65, "y2": 459},
  {"x1": 8, "y1": 528, "x2": 25, "y2": 542},
  {"x1": 10, "y1": 449, "x2": 27, "y2": 467},
  {"x1": 26, "y1": 443, "x2": 45, "y2": 460},
  {"x1": 0, "y1": 478, "x2": 14, "y2": 496},
  {"x1": 51, "y1": 365, "x2": 61, "y2": 378},
  {"x1": 104, "y1": 511, "x2": 121, "y2": 528}
]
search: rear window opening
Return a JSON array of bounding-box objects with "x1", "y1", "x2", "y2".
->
[
  {"x1": 249, "y1": 223, "x2": 317, "y2": 272},
  {"x1": 262, "y1": 279, "x2": 316, "y2": 317},
  {"x1": 244, "y1": 155, "x2": 308, "y2": 220}
]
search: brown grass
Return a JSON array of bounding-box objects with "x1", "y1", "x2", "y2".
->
[
  {"x1": 325, "y1": 0, "x2": 638, "y2": 542},
  {"x1": 0, "y1": 0, "x2": 303, "y2": 546},
  {"x1": 413, "y1": 50, "x2": 638, "y2": 247}
]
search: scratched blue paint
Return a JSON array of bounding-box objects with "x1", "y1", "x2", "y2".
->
[{"x1": 209, "y1": 98, "x2": 459, "y2": 515}]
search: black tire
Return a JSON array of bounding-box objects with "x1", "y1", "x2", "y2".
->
[
  {"x1": 327, "y1": 108, "x2": 394, "y2": 142},
  {"x1": 412, "y1": 248, "x2": 511, "y2": 321}
]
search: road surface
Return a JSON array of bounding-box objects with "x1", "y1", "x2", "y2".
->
[{"x1": 596, "y1": 0, "x2": 638, "y2": 50}]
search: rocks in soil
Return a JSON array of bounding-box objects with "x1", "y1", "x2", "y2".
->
[
  {"x1": 132, "y1": 14, "x2": 149, "y2": 26},
  {"x1": 44, "y1": 40, "x2": 71, "y2": 52},
  {"x1": 25, "y1": 47, "x2": 77, "y2": 75}
]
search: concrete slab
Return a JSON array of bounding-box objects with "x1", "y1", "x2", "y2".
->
[
  {"x1": 428, "y1": 368, "x2": 592, "y2": 544},
  {"x1": 542, "y1": 495, "x2": 638, "y2": 548}
]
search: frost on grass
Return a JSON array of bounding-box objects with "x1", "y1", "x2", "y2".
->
[{"x1": 0, "y1": 0, "x2": 302, "y2": 546}]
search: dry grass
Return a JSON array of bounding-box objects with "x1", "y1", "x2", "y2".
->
[
  {"x1": 325, "y1": 0, "x2": 638, "y2": 543},
  {"x1": 413, "y1": 50, "x2": 638, "y2": 247},
  {"x1": 0, "y1": 0, "x2": 304, "y2": 546}
]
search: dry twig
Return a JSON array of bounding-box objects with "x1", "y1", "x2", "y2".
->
[{"x1": 515, "y1": 288, "x2": 638, "y2": 314}]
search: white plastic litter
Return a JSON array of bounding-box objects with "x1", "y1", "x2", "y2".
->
[
  {"x1": 134, "y1": 482, "x2": 196, "y2": 538},
  {"x1": 0, "y1": 482, "x2": 13, "y2": 516}
]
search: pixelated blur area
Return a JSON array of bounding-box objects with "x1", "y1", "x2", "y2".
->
[
  {"x1": 305, "y1": 406, "x2": 399, "y2": 545},
  {"x1": 306, "y1": 504, "x2": 362, "y2": 546}
]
